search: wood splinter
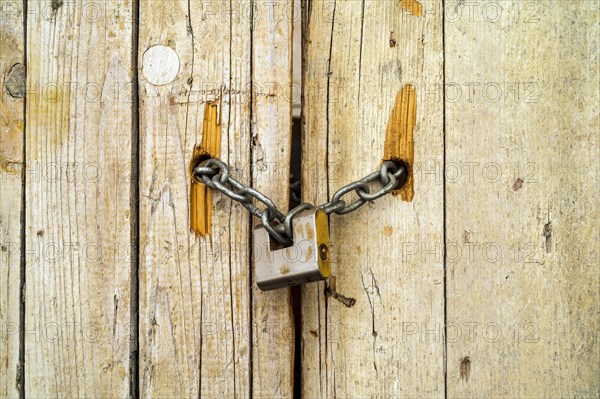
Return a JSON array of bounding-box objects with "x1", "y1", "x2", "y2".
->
[
  {"x1": 383, "y1": 84, "x2": 416, "y2": 202},
  {"x1": 190, "y1": 98, "x2": 222, "y2": 236}
]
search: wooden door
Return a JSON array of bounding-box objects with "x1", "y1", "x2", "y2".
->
[{"x1": 1, "y1": 0, "x2": 597, "y2": 398}]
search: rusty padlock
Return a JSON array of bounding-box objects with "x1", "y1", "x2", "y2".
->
[{"x1": 254, "y1": 207, "x2": 330, "y2": 291}]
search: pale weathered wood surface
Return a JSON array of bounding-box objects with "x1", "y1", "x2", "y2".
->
[
  {"x1": 252, "y1": 1, "x2": 295, "y2": 398},
  {"x1": 24, "y1": 0, "x2": 133, "y2": 396},
  {"x1": 0, "y1": 1, "x2": 24, "y2": 397},
  {"x1": 137, "y1": 0, "x2": 264, "y2": 396},
  {"x1": 3, "y1": 1, "x2": 599, "y2": 398},
  {"x1": 445, "y1": 0, "x2": 600, "y2": 397},
  {"x1": 138, "y1": 0, "x2": 295, "y2": 396},
  {"x1": 138, "y1": 0, "x2": 296, "y2": 396},
  {"x1": 302, "y1": 0, "x2": 445, "y2": 397}
]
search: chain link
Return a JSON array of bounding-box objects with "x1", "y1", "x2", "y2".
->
[{"x1": 193, "y1": 158, "x2": 408, "y2": 246}]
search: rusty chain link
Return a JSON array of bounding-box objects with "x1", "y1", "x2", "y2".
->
[{"x1": 193, "y1": 158, "x2": 408, "y2": 246}]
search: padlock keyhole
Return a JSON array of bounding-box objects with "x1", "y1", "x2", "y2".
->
[{"x1": 319, "y1": 243, "x2": 329, "y2": 260}]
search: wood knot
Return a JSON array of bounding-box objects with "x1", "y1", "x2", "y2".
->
[
  {"x1": 4, "y1": 63, "x2": 26, "y2": 98},
  {"x1": 460, "y1": 356, "x2": 471, "y2": 382}
]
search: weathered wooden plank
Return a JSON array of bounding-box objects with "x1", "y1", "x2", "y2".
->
[
  {"x1": 138, "y1": 1, "x2": 295, "y2": 396},
  {"x1": 0, "y1": 1, "x2": 24, "y2": 397},
  {"x1": 445, "y1": 1, "x2": 600, "y2": 397},
  {"x1": 251, "y1": 1, "x2": 295, "y2": 397},
  {"x1": 24, "y1": 0, "x2": 133, "y2": 396},
  {"x1": 302, "y1": 1, "x2": 445, "y2": 397},
  {"x1": 137, "y1": 0, "x2": 252, "y2": 396}
]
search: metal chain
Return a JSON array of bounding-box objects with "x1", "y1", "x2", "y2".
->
[{"x1": 193, "y1": 158, "x2": 408, "y2": 246}]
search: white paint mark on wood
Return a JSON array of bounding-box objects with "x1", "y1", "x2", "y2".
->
[{"x1": 142, "y1": 45, "x2": 180, "y2": 86}]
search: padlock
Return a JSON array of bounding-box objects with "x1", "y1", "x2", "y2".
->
[{"x1": 254, "y1": 207, "x2": 330, "y2": 291}]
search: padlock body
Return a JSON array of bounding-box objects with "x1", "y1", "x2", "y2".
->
[{"x1": 254, "y1": 207, "x2": 330, "y2": 291}]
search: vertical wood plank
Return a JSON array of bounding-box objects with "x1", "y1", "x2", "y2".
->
[
  {"x1": 299, "y1": 3, "x2": 330, "y2": 395},
  {"x1": 25, "y1": 0, "x2": 133, "y2": 396},
  {"x1": 445, "y1": 1, "x2": 599, "y2": 397},
  {"x1": 0, "y1": 1, "x2": 24, "y2": 397},
  {"x1": 137, "y1": 1, "x2": 252, "y2": 397},
  {"x1": 251, "y1": 1, "x2": 295, "y2": 397},
  {"x1": 302, "y1": 1, "x2": 445, "y2": 397}
]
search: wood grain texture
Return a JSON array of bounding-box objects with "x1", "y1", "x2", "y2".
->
[
  {"x1": 301, "y1": 1, "x2": 445, "y2": 397},
  {"x1": 0, "y1": 1, "x2": 596, "y2": 397},
  {"x1": 383, "y1": 84, "x2": 416, "y2": 201},
  {"x1": 24, "y1": 0, "x2": 133, "y2": 396},
  {"x1": 189, "y1": 99, "x2": 222, "y2": 237},
  {"x1": 445, "y1": 1, "x2": 600, "y2": 397},
  {"x1": 251, "y1": 1, "x2": 295, "y2": 397},
  {"x1": 139, "y1": 1, "x2": 295, "y2": 396},
  {"x1": 0, "y1": 1, "x2": 24, "y2": 397},
  {"x1": 138, "y1": 0, "x2": 252, "y2": 396}
]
